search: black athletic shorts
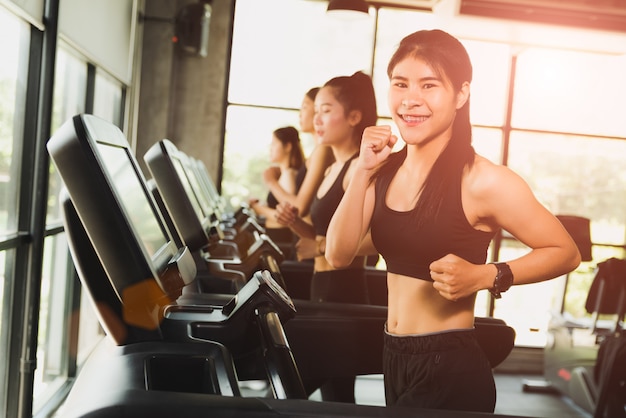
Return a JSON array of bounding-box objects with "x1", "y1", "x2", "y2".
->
[{"x1": 383, "y1": 327, "x2": 496, "y2": 412}]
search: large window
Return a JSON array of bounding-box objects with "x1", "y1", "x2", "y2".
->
[
  {"x1": 36, "y1": 46, "x2": 128, "y2": 413},
  {"x1": 0, "y1": 8, "x2": 29, "y2": 234},
  {"x1": 224, "y1": 0, "x2": 626, "y2": 348},
  {"x1": 0, "y1": 6, "x2": 30, "y2": 414},
  {"x1": 0, "y1": 2, "x2": 134, "y2": 416},
  {"x1": 224, "y1": 0, "x2": 375, "y2": 206},
  {"x1": 495, "y1": 47, "x2": 626, "y2": 346},
  {"x1": 34, "y1": 46, "x2": 88, "y2": 412},
  {"x1": 93, "y1": 69, "x2": 123, "y2": 127}
]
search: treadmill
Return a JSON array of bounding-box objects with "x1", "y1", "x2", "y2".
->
[
  {"x1": 523, "y1": 216, "x2": 625, "y2": 417},
  {"x1": 48, "y1": 114, "x2": 520, "y2": 418}
]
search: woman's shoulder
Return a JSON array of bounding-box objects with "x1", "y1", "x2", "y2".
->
[
  {"x1": 464, "y1": 154, "x2": 537, "y2": 225},
  {"x1": 466, "y1": 154, "x2": 528, "y2": 197},
  {"x1": 308, "y1": 144, "x2": 334, "y2": 171},
  {"x1": 310, "y1": 144, "x2": 334, "y2": 161}
]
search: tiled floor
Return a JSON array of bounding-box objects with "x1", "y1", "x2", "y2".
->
[{"x1": 240, "y1": 373, "x2": 593, "y2": 418}]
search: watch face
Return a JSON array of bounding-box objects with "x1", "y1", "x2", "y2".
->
[{"x1": 495, "y1": 262, "x2": 514, "y2": 293}]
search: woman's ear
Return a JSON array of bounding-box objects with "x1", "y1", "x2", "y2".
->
[
  {"x1": 456, "y1": 81, "x2": 470, "y2": 110},
  {"x1": 348, "y1": 109, "x2": 363, "y2": 127}
]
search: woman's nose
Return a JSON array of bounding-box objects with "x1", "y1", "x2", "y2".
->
[{"x1": 401, "y1": 98, "x2": 421, "y2": 108}]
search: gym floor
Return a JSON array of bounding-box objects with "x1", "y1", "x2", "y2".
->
[{"x1": 240, "y1": 373, "x2": 592, "y2": 418}]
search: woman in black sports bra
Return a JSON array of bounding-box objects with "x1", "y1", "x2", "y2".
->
[
  {"x1": 274, "y1": 71, "x2": 379, "y2": 403},
  {"x1": 326, "y1": 29, "x2": 581, "y2": 413}
]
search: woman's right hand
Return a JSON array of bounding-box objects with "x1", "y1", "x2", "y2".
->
[{"x1": 359, "y1": 125, "x2": 397, "y2": 170}]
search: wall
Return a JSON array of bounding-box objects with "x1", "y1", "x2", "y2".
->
[{"x1": 135, "y1": 0, "x2": 233, "y2": 185}]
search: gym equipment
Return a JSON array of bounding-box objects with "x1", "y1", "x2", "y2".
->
[
  {"x1": 526, "y1": 257, "x2": 626, "y2": 418},
  {"x1": 49, "y1": 114, "x2": 519, "y2": 418}
]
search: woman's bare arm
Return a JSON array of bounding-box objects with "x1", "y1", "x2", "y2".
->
[{"x1": 429, "y1": 160, "x2": 582, "y2": 301}]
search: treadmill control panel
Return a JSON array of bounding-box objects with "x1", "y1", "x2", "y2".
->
[
  {"x1": 258, "y1": 270, "x2": 294, "y2": 311},
  {"x1": 222, "y1": 270, "x2": 295, "y2": 321},
  {"x1": 165, "y1": 269, "x2": 295, "y2": 324}
]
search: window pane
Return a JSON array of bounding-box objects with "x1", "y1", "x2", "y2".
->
[
  {"x1": 495, "y1": 239, "x2": 562, "y2": 347},
  {"x1": 0, "y1": 248, "x2": 14, "y2": 413},
  {"x1": 0, "y1": 8, "x2": 29, "y2": 414},
  {"x1": 229, "y1": 0, "x2": 375, "y2": 108},
  {"x1": 473, "y1": 127, "x2": 502, "y2": 164},
  {"x1": 464, "y1": 40, "x2": 511, "y2": 127},
  {"x1": 46, "y1": 48, "x2": 87, "y2": 226},
  {"x1": 93, "y1": 70, "x2": 123, "y2": 126},
  {"x1": 36, "y1": 46, "x2": 87, "y2": 412},
  {"x1": 0, "y1": 9, "x2": 29, "y2": 235},
  {"x1": 513, "y1": 47, "x2": 626, "y2": 138},
  {"x1": 499, "y1": 131, "x2": 626, "y2": 347},
  {"x1": 33, "y1": 234, "x2": 72, "y2": 413},
  {"x1": 222, "y1": 105, "x2": 303, "y2": 208},
  {"x1": 76, "y1": 287, "x2": 104, "y2": 366},
  {"x1": 508, "y1": 132, "x2": 626, "y2": 247},
  {"x1": 51, "y1": 48, "x2": 87, "y2": 131}
]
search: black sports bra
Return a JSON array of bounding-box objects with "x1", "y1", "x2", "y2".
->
[
  {"x1": 310, "y1": 154, "x2": 357, "y2": 237},
  {"x1": 370, "y1": 152, "x2": 495, "y2": 281}
]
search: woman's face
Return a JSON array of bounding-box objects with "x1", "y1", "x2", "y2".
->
[
  {"x1": 299, "y1": 95, "x2": 315, "y2": 134},
  {"x1": 388, "y1": 56, "x2": 467, "y2": 147},
  {"x1": 269, "y1": 135, "x2": 289, "y2": 165},
  {"x1": 313, "y1": 86, "x2": 354, "y2": 147}
]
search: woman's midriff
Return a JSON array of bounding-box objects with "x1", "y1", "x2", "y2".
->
[{"x1": 386, "y1": 272, "x2": 476, "y2": 335}]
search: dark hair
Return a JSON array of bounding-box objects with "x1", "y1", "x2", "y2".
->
[
  {"x1": 305, "y1": 87, "x2": 320, "y2": 102},
  {"x1": 323, "y1": 71, "x2": 377, "y2": 144},
  {"x1": 273, "y1": 126, "x2": 305, "y2": 169},
  {"x1": 381, "y1": 29, "x2": 475, "y2": 225}
]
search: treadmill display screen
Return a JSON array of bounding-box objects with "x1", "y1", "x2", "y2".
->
[{"x1": 96, "y1": 143, "x2": 169, "y2": 259}]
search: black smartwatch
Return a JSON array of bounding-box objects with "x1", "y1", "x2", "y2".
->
[{"x1": 489, "y1": 262, "x2": 514, "y2": 299}]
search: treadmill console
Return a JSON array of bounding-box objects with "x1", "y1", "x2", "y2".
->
[
  {"x1": 222, "y1": 270, "x2": 295, "y2": 320},
  {"x1": 164, "y1": 270, "x2": 295, "y2": 324}
]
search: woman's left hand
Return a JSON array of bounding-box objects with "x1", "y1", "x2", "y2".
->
[{"x1": 429, "y1": 254, "x2": 490, "y2": 301}]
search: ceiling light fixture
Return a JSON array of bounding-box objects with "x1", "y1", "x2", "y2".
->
[{"x1": 327, "y1": 0, "x2": 370, "y2": 19}]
